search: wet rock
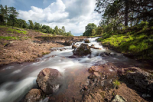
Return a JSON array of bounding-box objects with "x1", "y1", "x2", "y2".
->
[
  {"x1": 93, "y1": 72, "x2": 101, "y2": 77},
  {"x1": 119, "y1": 67, "x2": 153, "y2": 94},
  {"x1": 142, "y1": 94, "x2": 151, "y2": 98},
  {"x1": 84, "y1": 39, "x2": 90, "y2": 43},
  {"x1": 72, "y1": 44, "x2": 78, "y2": 49},
  {"x1": 23, "y1": 89, "x2": 43, "y2": 102},
  {"x1": 111, "y1": 95, "x2": 127, "y2": 102},
  {"x1": 64, "y1": 40, "x2": 73, "y2": 46},
  {"x1": 100, "y1": 52, "x2": 111, "y2": 57},
  {"x1": 36, "y1": 68, "x2": 62, "y2": 95},
  {"x1": 73, "y1": 43, "x2": 91, "y2": 56}
]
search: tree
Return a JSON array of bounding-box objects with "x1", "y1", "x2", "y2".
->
[
  {"x1": 83, "y1": 23, "x2": 97, "y2": 36},
  {"x1": 54, "y1": 26, "x2": 59, "y2": 35},
  {"x1": 28, "y1": 20, "x2": 34, "y2": 29},
  {"x1": 34, "y1": 22, "x2": 41, "y2": 30},
  {"x1": 96, "y1": 27, "x2": 103, "y2": 35},
  {"x1": 0, "y1": 5, "x2": 9, "y2": 25},
  {"x1": 0, "y1": 14, "x2": 5, "y2": 25},
  {"x1": 62, "y1": 26, "x2": 66, "y2": 33},
  {"x1": 66, "y1": 31, "x2": 73, "y2": 36},
  {"x1": 95, "y1": 0, "x2": 153, "y2": 28},
  {"x1": 91, "y1": 29, "x2": 96, "y2": 36},
  {"x1": 8, "y1": 7, "x2": 19, "y2": 28}
]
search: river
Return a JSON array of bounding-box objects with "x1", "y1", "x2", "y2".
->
[{"x1": 0, "y1": 37, "x2": 148, "y2": 102}]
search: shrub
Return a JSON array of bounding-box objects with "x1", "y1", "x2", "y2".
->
[{"x1": 113, "y1": 80, "x2": 120, "y2": 89}]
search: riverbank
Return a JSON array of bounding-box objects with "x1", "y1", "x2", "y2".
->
[
  {"x1": 0, "y1": 26, "x2": 86, "y2": 66},
  {"x1": 97, "y1": 21, "x2": 153, "y2": 66}
]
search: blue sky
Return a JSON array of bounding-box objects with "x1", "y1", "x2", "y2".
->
[{"x1": 0, "y1": 0, "x2": 101, "y2": 36}]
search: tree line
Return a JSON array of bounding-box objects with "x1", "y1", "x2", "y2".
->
[
  {"x1": 94, "y1": 0, "x2": 153, "y2": 33},
  {"x1": 0, "y1": 4, "x2": 73, "y2": 36},
  {"x1": 83, "y1": 23, "x2": 103, "y2": 36}
]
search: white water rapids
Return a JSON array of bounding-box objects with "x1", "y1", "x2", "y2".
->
[{"x1": 0, "y1": 37, "x2": 141, "y2": 102}]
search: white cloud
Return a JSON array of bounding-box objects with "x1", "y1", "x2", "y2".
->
[{"x1": 18, "y1": 0, "x2": 101, "y2": 36}]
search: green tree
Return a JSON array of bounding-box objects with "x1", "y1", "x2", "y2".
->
[
  {"x1": 96, "y1": 27, "x2": 103, "y2": 35},
  {"x1": 28, "y1": 20, "x2": 34, "y2": 29},
  {"x1": 62, "y1": 26, "x2": 66, "y2": 33},
  {"x1": 83, "y1": 23, "x2": 97, "y2": 36},
  {"x1": 34, "y1": 22, "x2": 41, "y2": 30},
  {"x1": 8, "y1": 7, "x2": 19, "y2": 28},
  {"x1": 91, "y1": 29, "x2": 96, "y2": 36},
  {"x1": 0, "y1": 14, "x2": 5, "y2": 25},
  {"x1": 54, "y1": 26, "x2": 59, "y2": 35}
]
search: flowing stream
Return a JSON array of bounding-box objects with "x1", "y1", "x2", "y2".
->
[{"x1": 0, "y1": 37, "x2": 148, "y2": 102}]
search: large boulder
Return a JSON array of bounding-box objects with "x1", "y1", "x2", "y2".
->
[
  {"x1": 23, "y1": 89, "x2": 43, "y2": 102},
  {"x1": 36, "y1": 68, "x2": 62, "y2": 95},
  {"x1": 64, "y1": 40, "x2": 73, "y2": 46},
  {"x1": 117, "y1": 67, "x2": 153, "y2": 95},
  {"x1": 73, "y1": 43, "x2": 91, "y2": 56}
]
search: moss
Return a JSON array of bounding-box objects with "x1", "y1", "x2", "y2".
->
[{"x1": 42, "y1": 52, "x2": 50, "y2": 55}]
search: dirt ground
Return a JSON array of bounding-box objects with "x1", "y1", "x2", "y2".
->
[{"x1": 0, "y1": 27, "x2": 85, "y2": 66}]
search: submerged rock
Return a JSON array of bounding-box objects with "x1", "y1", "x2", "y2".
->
[
  {"x1": 73, "y1": 43, "x2": 91, "y2": 56},
  {"x1": 23, "y1": 89, "x2": 43, "y2": 102},
  {"x1": 36, "y1": 68, "x2": 62, "y2": 95}
]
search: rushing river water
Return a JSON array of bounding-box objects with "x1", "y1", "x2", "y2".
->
[{"x1": 0, "y1": 37, "x2": 148, "y2": 102}]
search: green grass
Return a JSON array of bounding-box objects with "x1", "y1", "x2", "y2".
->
[
  {"x1": 0, "y1": 36, "x2": 19, "y2": 40},
  {"x1": 0, "y1": 26, "x2": 27, "y2": 34},
  {"x1": 98, "y1": 22, "x2": 153, "y2": 60},
  {"x1": 113, "y1": 80, "x2": 120, "y2": 89},
  {"x1": 7, "y1": 28, "x2": 27, "y2": 34}
]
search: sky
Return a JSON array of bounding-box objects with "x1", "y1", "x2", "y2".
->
[{"x1": 0, "y1": 0, "x2": 101, "y2": 36}]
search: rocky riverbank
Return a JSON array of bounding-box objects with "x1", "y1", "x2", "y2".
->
[
  {"x1": 0, "y1": 36, "x2": 86, "y2": 66},
  {"x1": 23, "y1": 62, "x2": 153, "y2": 102},
  {"x1": 22, "y1": 42, "x2": 153, "y2": 102}
]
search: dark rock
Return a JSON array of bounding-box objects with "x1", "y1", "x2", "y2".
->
[
  {"x1": 84, "y1": 39, "x2": 90, "y2": 43},
  {"x1": 100, "y1": 52, "x2": 111, "y2": 57},
  {"x1": 119, "y1": 67, "x2": 153, "y2": 94},
  {"x1": 36, "y1": 68, "x2": 62, "y2": 95},
  {"x1": 73, "y1": 43, "x2": 91, "y2": 56},
  {"x1": 64, "y1": 40, "x2": 73, "y2": 46},
  {"x1": 23, "y1": 89, "x2": 43, "y2": 102},
  {"x1": 72, "y1": 44, "x2": 78, "y2": 49}
]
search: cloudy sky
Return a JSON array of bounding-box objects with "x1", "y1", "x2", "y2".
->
[{"x1": 0, "y1": 0, "x2": 101, "y2": 36}]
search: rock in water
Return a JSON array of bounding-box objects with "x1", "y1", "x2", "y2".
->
[
  {"x1": 24, "y1": 89, "x2": 43, "y2": 102},
  {"x1": 111, "y1": 95, "x2": 127, "y2": 102},
  {"x1": 72, "y1": 44, "x2": 78, "y2": 49},
  {"x1": 84, "y1": 39, "x2": 90, "y2": 43},
  {"x1": 64, "y1": 40, "x2": 73, "y2": 46},
  {"x1": 36, "y1": 68, "x2": 62, "y2": 95},
  {"x1": 73, "y1": 43, "x2": 91, "y2": 56}
]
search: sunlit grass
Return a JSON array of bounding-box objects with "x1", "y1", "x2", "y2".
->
[
  {"x1": 0, "y1": 36, "x2": 19, "y2": 40},
  {"x1": 7, "y1": 28, "x2": 27, "y2": 34},
  {"x1": 98, "y1": 21, "x2": 153, "y2": 60}
]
